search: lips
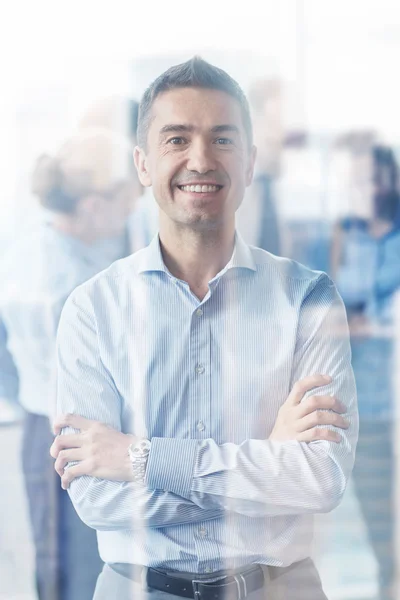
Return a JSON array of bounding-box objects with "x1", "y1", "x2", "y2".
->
[{"x1": 178, "y1": 184, "x2": 222, "y2": 193}]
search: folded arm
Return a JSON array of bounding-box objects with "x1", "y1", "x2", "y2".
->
[
  {"x1": 55, "y1": 291, "x2": 224, "y2": 531},
  {"x1": 146, "y1": 275, "x2": 358, "y2": 517}
]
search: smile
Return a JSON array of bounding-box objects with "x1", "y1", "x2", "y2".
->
[{"x1": 178, "y1": 184, "x2": 222, "y2": 193}]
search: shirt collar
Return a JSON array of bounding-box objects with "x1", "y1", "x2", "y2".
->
[{"x1": 137, "y1": 231, "x2": 256, "y2": 276}]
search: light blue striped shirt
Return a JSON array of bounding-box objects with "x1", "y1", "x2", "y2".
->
[
  {"x1": 0, "y1": 222, "x2": 129, "y2": 416},
  {"x1": 57, "y1": 232, "x2": 358, "y2": 572}
]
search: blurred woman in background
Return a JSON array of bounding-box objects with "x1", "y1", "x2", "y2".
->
[
  {"x1": 0, "y1": 128, "x2": 140, "y2": 600},
  {"x1": 332, "y1": 142, "x2": 400, "y2": 600}
]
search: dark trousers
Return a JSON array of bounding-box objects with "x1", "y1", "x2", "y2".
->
[
  {"x1": 352, "y1": 418, "x2": 394, "y2": 600},
  {"x1": 22, "y1": 412, "x2": 103, "y2": 600}
]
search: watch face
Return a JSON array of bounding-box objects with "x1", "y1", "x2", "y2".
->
[{"x1": 130, "y1": 439, "x2": 151, "y2": 458}]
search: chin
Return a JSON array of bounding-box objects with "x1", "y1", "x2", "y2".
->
[{"x1": 182, "y1": 214, "x2": 227, "y2": 231}]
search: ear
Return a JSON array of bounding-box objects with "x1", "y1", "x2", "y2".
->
[
  {"x1": 134, "y1": 146, "x2": 152, "y2": 187},
  {"x1": 245, "y1": 145, "x2": 257, "y2": 187}
]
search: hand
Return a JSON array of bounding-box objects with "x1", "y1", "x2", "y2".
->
[
  {"x1": 50, "y1": 414, "x2": 137, "y2": 489},
  {"x1": 269, "y1": 374, "x2": 349, "y2": 443}
]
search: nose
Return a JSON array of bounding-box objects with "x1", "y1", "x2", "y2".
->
[{"x1": 186, "y1": 138, "x2": 217, "y2": 174}]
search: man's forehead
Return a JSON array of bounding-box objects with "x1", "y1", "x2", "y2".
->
[{"x1": 150, "y1": 87, "x2": 243, "y2": 129}]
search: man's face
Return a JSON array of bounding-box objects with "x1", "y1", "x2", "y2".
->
[{"x1": 134, "y1": 87, "x2": 256, "y2": 232}]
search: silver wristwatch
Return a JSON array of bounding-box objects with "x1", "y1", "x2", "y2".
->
[{"x1": 128, "y1": 439, "x2": 151, "y2": 483}]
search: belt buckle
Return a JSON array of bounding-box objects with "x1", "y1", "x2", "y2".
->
[
  {"x1": 192, "y1": 574, "x2": 245, "y2": 600},
  {"x1": 192, "y1": 580, "x2": 201, "y2": 599}
]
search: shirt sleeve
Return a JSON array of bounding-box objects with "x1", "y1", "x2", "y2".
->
[
  {"x1": 0, "y1": 314, "x2": 19, "y2": 402},
  {"x1": 56, "y1": 288, "x2": 224, "y2": 531},
  {"x1": 146, "y1": 274, "x2": 359, "y2": 517}
]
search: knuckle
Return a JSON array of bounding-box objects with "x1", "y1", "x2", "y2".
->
[
  {"x1": 90, "y1": 425, "x2": 102, "y2": 440},
  {"x1": 311, "y1": 411, "x2": 322, "y2": 425},
  {"x1": 52, "y1": 439, "x2": 62, "y2": 454},
  {"x1": 293, "y1": 381, "x2": 303, "y2": 394}
]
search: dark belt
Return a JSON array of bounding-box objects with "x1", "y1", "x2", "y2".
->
[
  {"x1": 147, "y1": 565, "x2": 264, "y2": 600},
  {"x1": 110, "y1": 563, "x2": 265, "y2": 600}
]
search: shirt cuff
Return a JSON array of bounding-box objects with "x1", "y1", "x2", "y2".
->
[{"x1": 145, "y1": 437, "x2": 198, "y2": 498}]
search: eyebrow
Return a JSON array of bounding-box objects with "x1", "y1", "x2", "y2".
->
[
  {"x1": 159, "y1": 124, "x2": 240, "y2": 136},
  {"x1": 159, "y1": 124, "x2": 194, "y2": 135},
  {"x1": 210, "y1": 125, "x2": 240, "y2": 135}
]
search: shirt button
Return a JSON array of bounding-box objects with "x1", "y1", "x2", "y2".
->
[
  {"x1": 197, "y1": 420, "x2": 205, "y2": 432},
  {"x1": 198, "y1": 527, "x2": 208, "y2": 537},
  {"x1": 195, "y1": 364, "x2": 205, "y2": 375},
  {"x1": 204, "y1": 566, "x2": 212, "y2": 574},
  {"x1": 195, "y1": 308, "x2": 203, "y2": 317}
]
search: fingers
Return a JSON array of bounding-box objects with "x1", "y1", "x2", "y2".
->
[
  {"x1": 61, "y1": 461, "x2": 91, "y2": 490},
  {"x1": 297, "y1": 395, "x2": 346, "y2": 418},
  {"x1": 296, "y1": 410, "x2": 349, "y2": 433},
  {"x1": 286, "y1": 374, "x2": 332, "y2": 406},
  {"x1": 54, "y1": 448, "x2": 84, "y2": 477},
  {"x1": 296, "y1": 428, "x2": 342, "y2": 443},
  {"x1": 53, "y1": 413, "x2": 96, "y2": 435},
  {"x1": 50, "y1": 433, "x2": 83, "y2": 458}
]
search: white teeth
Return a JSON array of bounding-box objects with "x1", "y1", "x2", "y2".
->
[{"x1": 180, "y1": 185, "x2": 219, "y2": 193}]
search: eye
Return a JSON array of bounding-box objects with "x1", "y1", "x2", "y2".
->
[
  {"x1": 167, "y1": 137, "x2": 186, "y2": 145},
  {"x1": 215, "y1": 138, "x2": 233, "y2": 145}
]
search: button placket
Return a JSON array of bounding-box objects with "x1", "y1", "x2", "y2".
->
[
  {"x1": 194, "y1": 520, "x2": 220, "y2": 574},
  {"x1": 198, "y1": 527, "x2": 208, "y2": 538},
  {"x1": 189, "y1": 298, "x2": 211, "y2": 439},
  {"x1": 195, "y1": 364, "x2": 205, "y2": 375}
]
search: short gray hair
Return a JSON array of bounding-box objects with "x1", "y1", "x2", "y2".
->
[{"x1": 137, "y1": 56, "x2": 253, "y2": 150}]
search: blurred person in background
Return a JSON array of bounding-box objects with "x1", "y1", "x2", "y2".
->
[
  {"x1": 78, "y1": 95, "x2": 154, "y2": 253},
  {"x1": 0, "y1": 128, "x2": 141, "y2": 600},
  {"x1": 332, "y1": 139, "x2": 400, "y2": 600},
  {"x1": 236, "y1": 77, "x2": 282, "y2": 254},
  {"x1": 280, "y1": 131, "x2": 333, "y2": 273}
]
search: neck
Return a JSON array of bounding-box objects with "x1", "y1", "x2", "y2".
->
[{"x1": 158, "y1": 218, "x2": 236, "y2": 300}]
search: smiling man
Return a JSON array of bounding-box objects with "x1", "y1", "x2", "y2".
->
[{"x1": 51, "y1": 57, "x2": 358, "y2": 600}]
